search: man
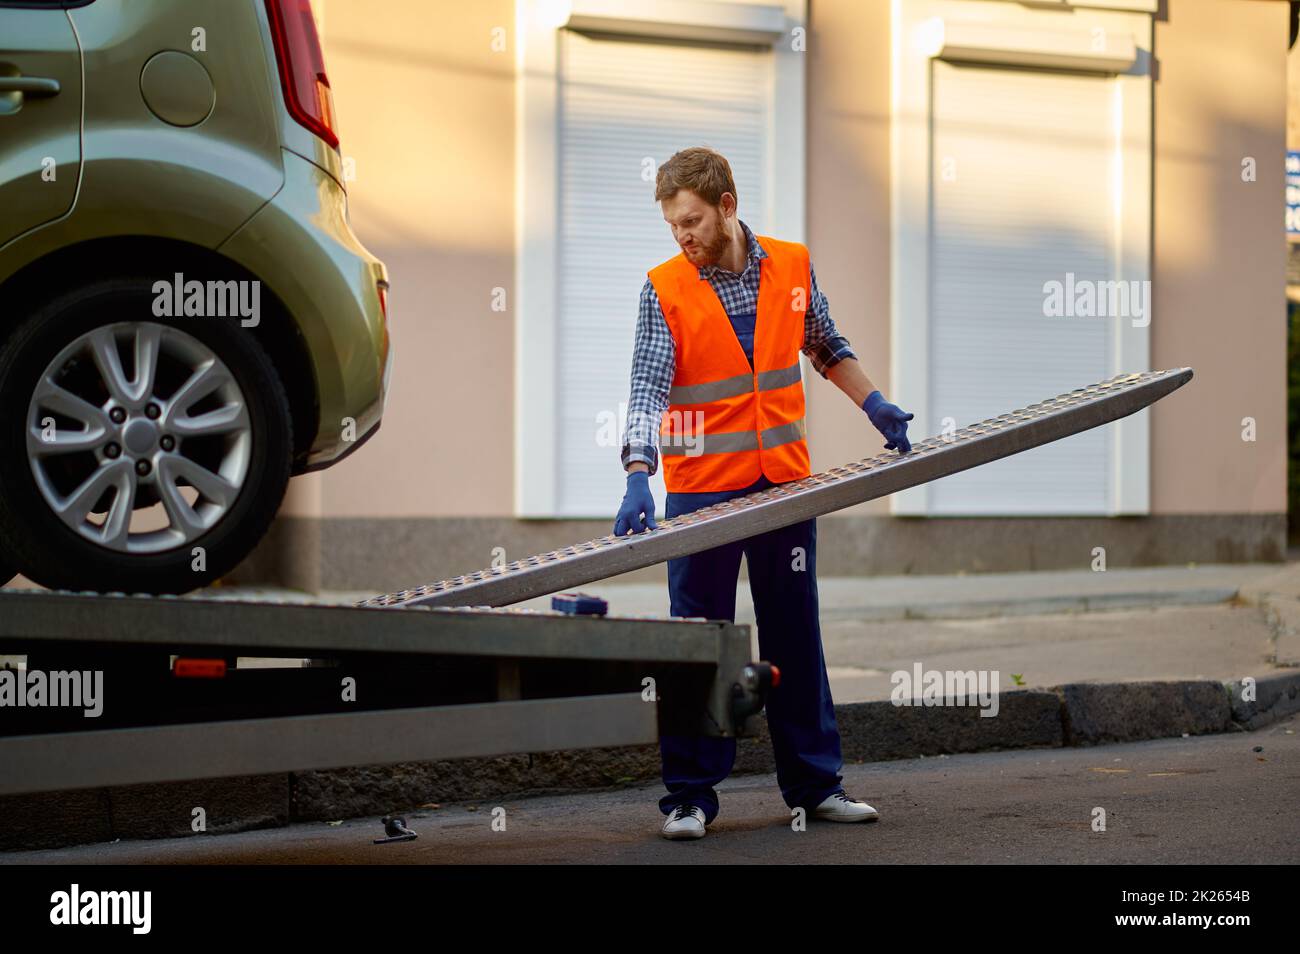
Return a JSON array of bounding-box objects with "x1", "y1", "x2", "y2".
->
[{"x1": 614, "y1": 147, "x2": 914, "y2": 840}]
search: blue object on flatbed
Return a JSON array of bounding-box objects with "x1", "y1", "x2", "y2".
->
[{"x1": 552, "y1": 592, "x2": 609, "y2": 616}]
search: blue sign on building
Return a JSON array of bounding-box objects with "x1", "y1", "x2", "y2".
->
[{"x1": 1287, "y1": 151, "x2": 1300, "y2": 235}]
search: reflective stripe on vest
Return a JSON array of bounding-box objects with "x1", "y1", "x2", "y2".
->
[
  {"x1": 661, "y1": 416, "x2": 807, "y2": 456},
  {"x1": 667, "y1": 359, "x2": 802, "y2": 405}
]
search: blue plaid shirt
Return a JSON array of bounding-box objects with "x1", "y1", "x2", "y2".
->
[{"x1": 620, "y1": 219, "x2": 857, "y2": 476}]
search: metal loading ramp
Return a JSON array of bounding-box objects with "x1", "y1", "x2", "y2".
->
[{"x1": 362, "y1": 368, "x2": 1193, "y2": 611}]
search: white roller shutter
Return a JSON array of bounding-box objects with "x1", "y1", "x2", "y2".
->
[
  {"x1": 927, "y1": 59, "x2": 1119, "y2": 514},
  {"x1": 555, "y1": 28, "x2": 772, "y2": 516}
]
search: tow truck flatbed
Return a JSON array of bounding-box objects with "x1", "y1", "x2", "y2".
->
[{"x1": 0, "y1": 594, "x2": 754, "y2": 795}]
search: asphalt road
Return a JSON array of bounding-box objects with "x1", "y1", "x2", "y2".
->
[{"x1": 6, "y1": 712, "x2": 1298, "y2": 865}]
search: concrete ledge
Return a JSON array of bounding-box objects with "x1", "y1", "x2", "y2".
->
[
  {"x1": 291, "y1": 747, "x2": 662, "y2": 822},
  {"x1": 0, "y1": 788, "x2": 113, "y2": 852},
  {"x1": 832, "y1": 689, "x2": 1064, "y2": 762},
  {"x1": 4, "y1": 675, "x2": 1296, "y2": 850},
  {"x1": 1224, "y1": 671, "x2": 1300, "y2": 731},
  {"x1": 0, "y1": 774, "x2": 288, "y2": 852},
  {"x1": 1054, "y1": 680, "x2": 1232, "y2": 745}
]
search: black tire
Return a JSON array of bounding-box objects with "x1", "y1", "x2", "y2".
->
[{"x1": 0, "y1": 277, "x2": 293, "y2": 594}]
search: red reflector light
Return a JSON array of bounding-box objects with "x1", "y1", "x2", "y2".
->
[
  {"x1": 265, "y1": 0, "x2": 339, "y2": 150},
  {"x1": 769, "y1": 664, "x2": 781, "y2": 688},
  {"x1": 174, "y1": 658, "x2": 227, "y2": 679}
]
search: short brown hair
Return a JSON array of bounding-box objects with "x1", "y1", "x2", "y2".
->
[{"x1": 654, "y1": 146, "x2": 737, "y2": 207}]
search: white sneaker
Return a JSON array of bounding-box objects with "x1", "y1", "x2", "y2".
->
[
  {"x1": 813, "y1": 790, "x2": 880, "y2": 822},
  {"x1": 661, "y1": 804, "x2": 707, "y2": 840}
]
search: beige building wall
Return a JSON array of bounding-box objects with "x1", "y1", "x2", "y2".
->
[
  {"x1": 239, "y1": 0, "x2": 1290, "y2": 590},
  {"x1": 1291, "y1": 1, "x2": 1300, "y2": 150},
  {"x1": 1150, "y1": 0, "x2": 1287, "y2": 515},
  {"x1": 310, "y1": 0, "x2": 517, "y2": 519},
  {"x1": 804, "y1": 0, "x2": 894, "y2": 517}
]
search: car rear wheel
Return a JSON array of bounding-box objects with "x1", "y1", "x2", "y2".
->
[{"x1": 0, "y1": 277, "x2": 293, "y2": 594}]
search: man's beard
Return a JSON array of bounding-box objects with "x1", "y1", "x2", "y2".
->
[{"x1": 686, "y1": 222, "x2": 731, "y2": 266}]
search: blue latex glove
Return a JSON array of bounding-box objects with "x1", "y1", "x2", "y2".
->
[
  {"x1": 862, "y1": 390, "x2": 914, "y2": 453},
  {"x1": 614, "y1": 471, "x2": 658, "y2": 535}
]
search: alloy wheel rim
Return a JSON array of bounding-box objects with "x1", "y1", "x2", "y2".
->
[{"x1": 25, "y1": 321, "x2": 252, "y2": 555}]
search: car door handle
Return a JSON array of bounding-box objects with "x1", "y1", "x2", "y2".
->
[{"x1": 0, "y1": 75, "x2": 61, "y2": 97}]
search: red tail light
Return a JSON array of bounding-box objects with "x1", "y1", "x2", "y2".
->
[
  {"x1": 173, "y1": 658, "x2": 227, "y2": 679},
  {"x1": 265, "y1": 0, "x2": 339, "y2": 150}
]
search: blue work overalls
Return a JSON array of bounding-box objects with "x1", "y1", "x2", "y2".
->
[{"x1": 657, "y1": 472, "x2": 845, "y2": 824}]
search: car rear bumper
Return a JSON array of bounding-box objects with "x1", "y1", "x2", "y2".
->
[{"x1": 218, "y1": 148, "x2": 390, "y2": 470}]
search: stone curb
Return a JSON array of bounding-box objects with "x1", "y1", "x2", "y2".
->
[
  {"x1": 820, "y1": 587, "x2": 1240, "y2": 622},
  {"x1": 5, "y1": 672, "x2": 1299, "y2": 851},
  {"x1": 1224, "y1": 671, "x2": 1300, "y2": 731}
]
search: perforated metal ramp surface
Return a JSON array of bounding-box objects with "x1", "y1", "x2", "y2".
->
[{"x1": 360, "y1": 368, "x2": 1193, "y2": 611}]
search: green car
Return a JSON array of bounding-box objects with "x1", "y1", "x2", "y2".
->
[{"x1": 0, "y1": 0, "x2": 390, "y2": 593}]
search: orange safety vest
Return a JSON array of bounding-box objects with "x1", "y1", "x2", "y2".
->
[{"x1": 648, "y1": 233, "x2": 811, "y2": 493}]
